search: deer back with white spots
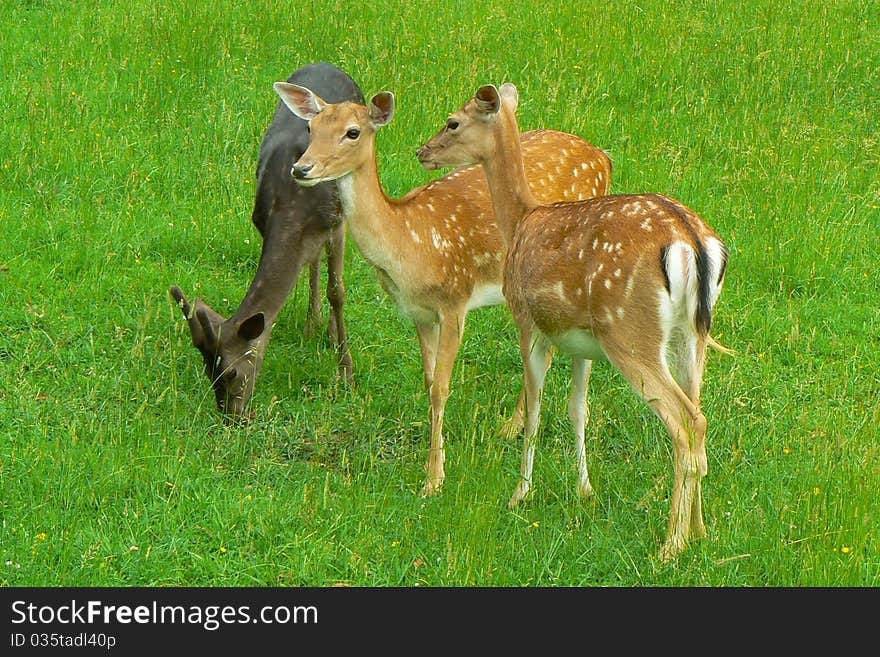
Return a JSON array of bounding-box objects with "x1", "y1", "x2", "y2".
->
[
  {"x1": 419, "y1": 82, "x2": 730, "y2": 562},
  {"x1": 274, "y1": 81, "x2": 612, "y2": 497}
]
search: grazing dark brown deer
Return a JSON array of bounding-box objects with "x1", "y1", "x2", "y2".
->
[
  {"x1": 169, "y1": 63, "x2": 363, "y2": 418},
  {"x1": 273, "y1": 82, "x2": 611, "y2": 495},
  {"x1": 417, "y1": 83, "x2": 729, "y2": 560}
]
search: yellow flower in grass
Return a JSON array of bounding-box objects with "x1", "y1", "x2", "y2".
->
[
  {"x1": 36, "y1": 532, "x2": 47, "y2": 540},
  {"x1": 841, "y1": 546, "x2": 852, "y2": 554}
]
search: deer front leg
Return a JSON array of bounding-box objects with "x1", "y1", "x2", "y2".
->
[
  {"x1": 420, "y1": 313, "x2": 465, "y2": 497},
  {"x1": 509, "y1": 329, "x2": 551, "y2": 508},
  {"x1": 304, "y1": 253, "x2": 323, "y2": 339},
  {"x1": 326, "y1": 225, "x2": 353, "y2": 383},
  {"x1": 415, "y1": 322, "x2": 440, "y2": 392},
  {"x1": 499, "y1": 347, "x2": 553, "y2": 440}
]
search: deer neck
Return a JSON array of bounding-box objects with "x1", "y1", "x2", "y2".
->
[
  {"x1": 480, "y1": 110, "x2": 541, "y2": 246},
  {"x1": 232, "y1": 220, "x2": 325, "y2": 329},
  {"x1": 336, "y1": 151, "x2": 403, "y2": 274}
]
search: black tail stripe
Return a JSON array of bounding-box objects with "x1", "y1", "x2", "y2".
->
[
  {"x1": 659, "y1": 245, "x2": 671, "y2": 294},
  {"x1": 717, "y1": 242, "x2": 730, "y2": 285}
]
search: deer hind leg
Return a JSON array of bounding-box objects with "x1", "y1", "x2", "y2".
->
[
  {"x1": 667, "y1": 331, "x2": 710, "y2": 492},
  {"x1": 509, "y1": 329, "x2": 552, "y2": 508},
  {"x1": 326, "y1": 225, "x2": 353, "y2": 383},
  {"x1": 499, "y1": 388, "x2": 526, "y2": 440},
  {"x1": 569, "y1": 356, "x2": 594, "y2": 498},
  {"x1": 419, "y1": 313, "x2": 465, "y2": 497},
  {"x1": 668, "y1": 330, "x2": 709, "y2": 406},
  {"x1": 606, "y1": 344, "x2": 707, "y2": 562},
  {"x1": 500, "y1": 347, "x2": 553, "y2": 441},
  {"x1": 304, "y1": 253, "x2": 323, "y2": 339},
  {"x1": 682, "y1": 335, "x2": 709, "y2": 539}
]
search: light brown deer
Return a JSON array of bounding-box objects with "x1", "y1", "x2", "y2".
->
[
  {"x1": 273, "y1": 82, "x2": 612, "y2": 496},
  {"x1": 417, "y1": 83, "x2": 729, "y2": 560}
]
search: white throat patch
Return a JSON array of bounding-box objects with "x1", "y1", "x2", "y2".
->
[{"x1": 337, "y1": 175, "x2": 356, "y2": 218}]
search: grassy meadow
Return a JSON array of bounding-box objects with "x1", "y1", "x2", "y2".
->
[{"x1": 1, "y1": 0, "x2": 878, "y2": 586}]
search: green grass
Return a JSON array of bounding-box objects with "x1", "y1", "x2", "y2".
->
[{"x1": 1, "y1": 0, "x2": 878, "y2": 586}]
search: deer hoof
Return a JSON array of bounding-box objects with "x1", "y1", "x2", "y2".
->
[
  {"x1": 303, "y1": 314, "x2": 323, "y2": 339},
  {"x1": 658, "y1": 537, "x2": 687, "y2": 563},
  {"x1": 508, "y1": 481, "x2": 530, "y2": 509},
  {"x1": 577, "y1": 479, "x2": 594, "y2": 499},
  {"x1": 338, "y1": 355, "x2": 354, "y2": 384},
  {"x1": 420, "y1": 478, "x2": 443, "y2": 498},
  {"x1": 498, "y1": 414, "x2": 524, "y2": 441}
]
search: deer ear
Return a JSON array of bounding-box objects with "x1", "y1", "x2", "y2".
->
[
  {"x1": 170, "y1": 285, "x2": 207, "y2": 347},
  {"x1": 237, "y1": 312, "x2": 266, "y2": 341},
  {"x1": 274, "y1": 82, "x2": 326, "y2": 121},
  {"x1": 474, "y1": 85, "x2": 502, "y2": 115},
  {"x1": 169, "y1": 285, "x2": 192, "y2": 317},
  {"x1": 195, "y1": 304, "x2": 221, "y2": 348},
  {"x1": 498, "y1": 83, "x2": 519, "y2": 112},
  {"x1": 369, "y1": 92, "x2": 394, "y2": 128}
]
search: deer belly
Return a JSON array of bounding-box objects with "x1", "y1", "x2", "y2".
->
[
  {"x1": 549, "y1": 328, "x2": 606, "y2": 360},
  {"x1": 466, "y1": 283, "x2": 505, "y2": 310},
  {"x1": 377, "y1": 269, "x2": 439, "y2": 324},
  {"x1": 393, "y1": 293, "x2": 438, "y2": 325}
]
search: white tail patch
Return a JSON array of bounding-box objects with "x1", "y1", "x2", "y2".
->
[
  {"x1": 660, "y1": 241, "x2": 699, "y2": 336},
  {"x1": 704, "y1": 236, "x2": 728, "y2": 308}
]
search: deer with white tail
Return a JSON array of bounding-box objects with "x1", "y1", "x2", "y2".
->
[
  {"x1": 273, "y1": 81, "x2": 611, "y2": 497},
  {"x1": 417, "y1": 83, "x2": 729, "y2": 560}
]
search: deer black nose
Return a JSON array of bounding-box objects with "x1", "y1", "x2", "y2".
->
[{"x1": 291, "y1": 163, "x2": 314, "y2": 180}]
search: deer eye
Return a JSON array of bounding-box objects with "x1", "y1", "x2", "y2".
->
[
  {"x1": 446, "y1": 119, "x2": 460, "y2": 131},
  {"x1": 345, "y1": 127, "x2": 361, "y2": 140}
]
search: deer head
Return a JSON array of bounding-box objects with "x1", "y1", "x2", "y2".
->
[
  {"x1": 169, "y1": 285, "x2": 267, "y2": 419},
  {"x1": 417, "y1": 83, "x2": 520, "y2": 171},
  {"x1": 273, "y1": 82, "x2": 394, "y2": 186}
]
